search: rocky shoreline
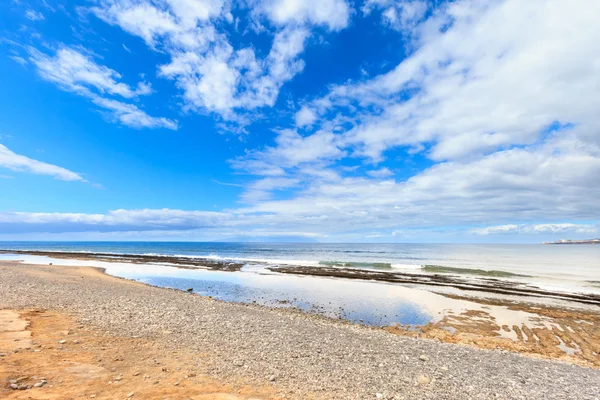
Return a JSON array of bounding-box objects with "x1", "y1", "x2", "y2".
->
[
  {"x1": 0, "y1": 249, "x2": 244, "y2": 271},
  {"x1": 1, "y1": 261, "x2": 600, "y2": 399},
  {"x1": 268, "y1": 265, "x2": 600, "y2": 306},
  {"x1": 3, "y1": 248, "x2": 600, "y2": 306}
]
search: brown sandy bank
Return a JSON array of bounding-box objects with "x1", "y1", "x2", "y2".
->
[{"x1": 0, "y1": 308, "x2": 271, "y2": 400}]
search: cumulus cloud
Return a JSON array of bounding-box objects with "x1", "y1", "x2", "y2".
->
[
  {"x1": 0, "y1": 144, "x2": 85, "y2": 182},
  {"x1": 29, "y1": 46, "x2": 177, "y2": 130},
  {"x1": 301, "y1": 0, "x2": 600, "y2": 162},
  {"x1": 295, "y1": 106, "x2": 317, "y2": 127},
  {"x1": 92, "y1": 0, "x2": 350, "y2": 122},
  {"x1": 254, "y1": 0, "x2": 351, "y2": 30},
  {"x1": 5, "y1": 0, "x2": 600, "y2": 241},
  {"x1": 221, "y1": 0, "x2": 600, "y2": 237}
]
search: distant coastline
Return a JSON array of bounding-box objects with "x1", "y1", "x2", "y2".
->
[{"x1": 543, "y1": 239, "x2": 600, "y2": 244}]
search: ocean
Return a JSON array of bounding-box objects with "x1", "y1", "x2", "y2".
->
[{"x1": 1, "y1": 241, "x2": 599, "y2": 328}]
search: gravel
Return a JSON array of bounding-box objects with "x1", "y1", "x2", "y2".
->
[{"x1": 1, "y1": 262, "x2": 599, "y2": 400}]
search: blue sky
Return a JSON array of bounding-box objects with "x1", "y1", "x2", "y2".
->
[{"x1": 0, "y1": 0, "x2": 599, "y2": 243}]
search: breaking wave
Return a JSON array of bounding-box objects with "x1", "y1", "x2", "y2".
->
[{"x1": 422, "y1": 265, "x2": 531, "y2": 278}]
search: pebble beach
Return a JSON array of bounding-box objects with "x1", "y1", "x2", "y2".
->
[{"x1": 1, "y1": 261, "x2": 600, "y2": 399}]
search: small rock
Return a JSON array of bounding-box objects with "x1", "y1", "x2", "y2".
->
[
  {"x1": 58, "y1": 340, "x2": 67, "y2": 344},
  {"x1": 133, "y1": 372, "x2": 140, "y2": 376},
  {"x1": 417, "y1": 375, "x2": 431, "y2": 385},
  {"x1": 73, "y1": 340, "x2": 79, "y2": 344},
  {"x1": 90, "y1": 395, "x2": 97, "y2": 399},
  {"x1": 268, "y1": 375, "x2": 277, "y2": 382},
  {"x1": 18, "y1": 384, "x2": 28, "y2": 390},
  {"x1": 0, "y1": 353, "x2": 7, "y2": 357},
  {"x1": 233, "y1": 360, "x2": 244, "y2": 367},
  {"x1": 9, "y1": 379, "x2": 17, "y2": 384},
  {"x1": 419, "y1": 355, "x2": 430, "y2": 362},
  {"x1": 441, "y1": 366, "x2": 448, "y2": 371},
  {"x1": 10, "y1": 384, "x2": 18, "y2": 390},
  {"x1": 114, "y1": 376, "x2": 122, "y2": 381},
  {"x1": 127, "y1": 392, "x2": 135, "y2": 398},
  {"x1": 376, "y1": 393, "x2": 384, "y2": 399},
  {"x1": 33, "y1": 382, "x2": 43, "y2": 388},
  {"x1": 186, "y1": 288, "x2": 193, "y2": 292},
  {"x1": 174, "y1": 382, "x2": 180, "y2": 386}
]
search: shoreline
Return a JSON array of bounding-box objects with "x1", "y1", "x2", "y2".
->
[
  {"x1": 2, "y1": 261, "x2": 600, "y2": 399},
  {"x1": 2, "y1": 248, "x2": 599, "y2": 306},
  {"x1": 2, "y1": 259, "x2": 600, "y2": 368}
]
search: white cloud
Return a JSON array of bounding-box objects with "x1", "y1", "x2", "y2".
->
[
  {"x1": 30, "y1": 47, "x2": 152, "y2": 98},
  {"x1": 29, "y1": 46, "x2": 177, "y2": 130},
  {"x1": 362, "y1": 0, "x2": 428, "y2": 32},
  {"x1": 232, "y1": 129, "x2": 345, "y2": 177},
  {"x1": 91, "y1": 96, "x2": 178, "y2": 130},
  {"x1": 367, "y1": 167, "x2": 393, "y2": 178},
  {"x1": 472, "y1": 223, "x2": 598, "y2": 236},
  {"x1": 303, "y1": 0, "x2": 600, "y2": 163},
  {"x1": 92, "y1": 0, "x2": 348, "y2": 123},
  {"x1": 9, "y1": 55, "x2": 28, "y2": 66},
  {"x1": 0, "y1": 144, "x2": 85, "y2": 182},
  {"x1": 5, "y1": 0, "x2": 600, "y2": 241},
  {"x1": 25, "y1": 10, "x2": 45, "y2": 21},
  {"x1": 255, "y1": 0, "x2": 351, "y2": 31},
  {"x1": 295, "y1": 106, "x2": 317, "y2": 127},
  {"x1": 220, "y1": 0, "x2": 600, "y2": 234}
]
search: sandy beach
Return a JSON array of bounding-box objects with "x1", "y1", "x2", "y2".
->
[{"x1": 1, "y1": 260, "x2": 600, "y2": 399}]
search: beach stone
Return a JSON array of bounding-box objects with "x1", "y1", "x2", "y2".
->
[{"x1": 417, "y1": 375, "x2": 431, "y2": 385}]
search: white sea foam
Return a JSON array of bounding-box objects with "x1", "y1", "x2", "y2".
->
[{"x1": 391, "y1": 263, "x2": 423, "y2": 270}]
